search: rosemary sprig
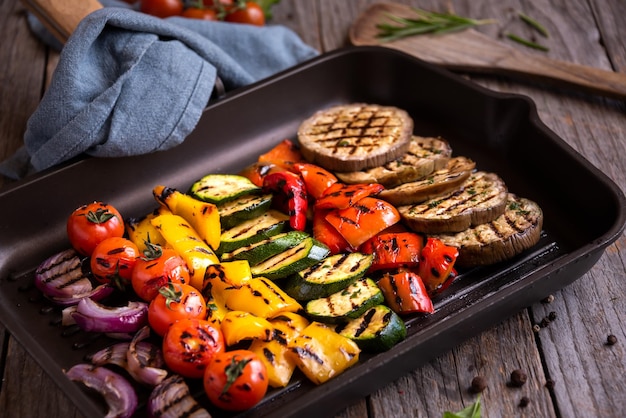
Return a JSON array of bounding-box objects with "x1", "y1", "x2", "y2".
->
[
  {"x1": 505, "y1": 33, "x2": 549, "y2": 51},
  {"x1": 376, "y1": 8, "x2": 496, "y2": 42},
  {"x1": 518, "y1": 12, "x2": 549, "y2": 37}
]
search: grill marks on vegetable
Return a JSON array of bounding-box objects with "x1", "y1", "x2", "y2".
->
[{"x1": 35, "y1": 250, "x2": 88, "y2": 290}]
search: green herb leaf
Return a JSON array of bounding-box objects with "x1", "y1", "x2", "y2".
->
[
  {"x1": 376, "y1": 8, "x2": 496, "y2": 42},
  {"x1": 506, "y1": 33, "x2": 549, "y2": 51},
  {"x1": 518, "y1": 12, "x2": 549, "y2": 38},
  {"x1": 443, "y1": 395, "x2": 482, "y2": 418}
]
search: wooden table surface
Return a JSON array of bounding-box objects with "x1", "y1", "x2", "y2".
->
[{"x1": 1, "y1": 0, "x2": 624, "y2": 417}]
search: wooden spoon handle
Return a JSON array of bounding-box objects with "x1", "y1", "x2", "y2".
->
[{"x1": 20, "y1": 0, "x2": 103, "y2": 44}]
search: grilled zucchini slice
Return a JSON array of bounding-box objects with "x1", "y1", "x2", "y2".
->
[
  {"x1": 218, "y1": 193, "x2": 273, "y2": 230},
  {"x1": 220, "y1": 231, "x2": 310, "y2": 266},
  {"x1": 190, "y1": 174, "x2": 261, "y2": 204},
  {"x1": 336, "y1": 304, "x2": 407, "y2": 352},
  {"x1": 304, "y1": 278, "x2": 383, "y2": 323},
  {"x1": 250, "y1": 237, "x2": 329, "y2": 281},
  {"x1": 218, "y1": 209, "x2": 289, "y2": 254},
  {"x1": 282, "y1": 252, "x2": 373, "y2": 301}
]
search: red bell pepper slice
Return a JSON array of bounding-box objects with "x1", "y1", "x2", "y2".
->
[
  {"x1": 315, "y1": 182, "x2": 385, "y2": 210},
  {"x1": 324, "y1": 197, "x2": 400, "y2": 248},
  {"x1": 258, "y1": 139, "x2": 304, "y2": 170},
  {"x1": 378, "y1": 269, "x2": 434, "y2": 315},
  {"x1": 239, "y1": 162, "x2": 286, "y2": 187},
  {"x1": 360, "y1": 232, "x2": 426, "y2": 271},
  {"x1": 312, "y1": 208, "x2": 353, "y2": 255},
  {"x1": 291, "y1": 162, "x2": 338, "y2": 200},
  {"x1": 262, "y1": 171, "x2": 308, "y2": 231},
  {"x1": 417, "y1": 237, "x2": 459, "y2": 293}
]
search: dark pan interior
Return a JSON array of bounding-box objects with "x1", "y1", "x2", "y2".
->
[{"x1": 0, "y1": 46, "x2": 624, "y2": 418}]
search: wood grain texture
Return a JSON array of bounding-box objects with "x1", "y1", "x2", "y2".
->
[{"x1": 0, "y1": 0, "x2": 624, "y2": 417}]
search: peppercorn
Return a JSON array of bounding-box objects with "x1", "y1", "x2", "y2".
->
[
  {"x1": 606, "y1": 334, "x2": 618, "y2": 346},
  {"x1": 470, "y1": 376, "x2": 487, "y2": 393},
  {"x1": 510, "y1": 369, "x2": 528, "y2": 387},
  {"x1": 548, "y1": 311, "x2": 557, "y2": 321},
  {"x1": 545, "y1": 379, "x2": 555, "y2": 390},
  {"x1": 540, "y1": 317, "x2": 551, "y2": 328},
  {"x1": 541, "y1": 294, "x2": 554, "y2": 303},
  {"x1": 519, "y1": 396, "x2": 530, "y2": 408}
]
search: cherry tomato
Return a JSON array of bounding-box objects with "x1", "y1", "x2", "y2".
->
[
  {"x1": 148, "y1": 282, "x2": 207, "y2": 336},
  {"x1": 204, "y1": 349, "x2": 268, "y2": 411},
  {"x1": 140, "y1": 0, "x2": 184, "y2": 18},
  {"x1": 225, "y1": 2, "x2": 265, "y2": 26},
  {"x1": 90, "y1": 237, "x2": 139, "y2": 290},
  {"x1": 67, "y1": 202, "x2": 125, "y2": 256},
  {"x1": 182, "y1": 7, "x2": 218, "y2": 20},
  {"x1": 163, "y1": 318, "x2": 225, "y2": 378},
  {"x1": 131, "y1": 243, "x2": 190, "y2": 302}
]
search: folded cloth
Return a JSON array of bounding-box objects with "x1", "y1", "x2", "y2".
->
[{"x1": 0, "y1": 3, "x2": 318, "y2": 179}]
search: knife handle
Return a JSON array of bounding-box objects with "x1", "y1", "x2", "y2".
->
[{"x1": 20, "y1": 0, "x2": 103, "y2": 44}]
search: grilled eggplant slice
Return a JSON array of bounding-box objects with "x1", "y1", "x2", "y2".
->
[
  {"x1": 379, "y1": 156, "x2": 476, "y2": 206},
  {"x1": 432, "y1": 194, "x2": 544, "y2": 267},
  {"x1": 398, "y1": 171, "x2": 508, "y2": 234},
  {"x1": 297, "y1": 103, "x2": 413, "y2": 172},
  {"x1": 335, "y1": 136, "x2": 452, "y2": 187}
]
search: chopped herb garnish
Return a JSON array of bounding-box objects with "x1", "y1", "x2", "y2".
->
[{"x1": 429, "y1": 199, "x2": 443, "y2": 208}]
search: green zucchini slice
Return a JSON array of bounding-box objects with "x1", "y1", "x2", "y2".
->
[
  {"x1": 220, "y1": 231, "x2": 310, "y2": 266},
  {"x1": 336, "y1": 304, "x2": 407, "y2": 352},
  {"x1": 218, "y1": 193, "x2": 273, "y2": 230},
  {"x1": 190, "y1": 174, "x2": 261, "y2": 204},
  {"x1": 304, "y1": 278, "x2": 384, "y2": 323},
  {"x1": 250, "y1": 237, "x2": 329, "y2": 281},
  {"x1": 282, "y1": 252, "x2": 373, "y2": 301},
  {"x1": 218, "y1": 209, "x2": 289, "y2": 254}
]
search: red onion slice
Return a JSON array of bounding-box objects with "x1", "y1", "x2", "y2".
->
[
  {"x1": 148, "y1": 375, "x2": 211, "y2": 418},
  {"x1": 34, "y1": 249, "x2": 91, "y2": 298},
  {"x1": 49, "y1": 283, "x2": 115, "y2": 307},
  {"x1": 71, "y1": 298, "x2": 148, "y2": 334},
  {"x1": 127, "y1": 326, "x2": 168, "y2": 386},
  {"x1": 66, "y1": 364, "x2": 138, "y2": 418}
]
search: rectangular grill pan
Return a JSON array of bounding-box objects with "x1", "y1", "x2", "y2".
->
[{"x1": 1, "y1": 46, "x2": 624, "y2": 418}]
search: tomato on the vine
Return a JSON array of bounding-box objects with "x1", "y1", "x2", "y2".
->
[
  {"x1": 224, "y1": 2, "x2": 265, "y2": 26},
  {"x1": 163, "y1": 318, "x2": 225, "y2": 378},
  {"x1": 131, "y1": 242, "x2": 190, "y2": 302},
  {"x1": 182, "y1": 7, "x2": 218, "y2": 20},
  {"x1": 67, "y1": 202, "x2": 125, "y2": 256},
  {"x1": 148, "y1": 282, "x2": 207, "y2": 336},
  {"x1": 140, "y1": 0, "x2": 184, "y2": 18},
  {"x1": 203, "y1": 349, "x2": 268, "y2": 411},
  {"x1": 90, "y1": 237, "x2": 139, "y2": 290}
]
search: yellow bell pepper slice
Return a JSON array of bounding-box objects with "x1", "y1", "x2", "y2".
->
[
  {"x1": 125, "y1": 207, "x2": 170, "y2": 253},
  {"x1": 153, "y1": 185, "x2": 221, "y2": 250},
  {"x1": 249, "y1": 312, "x2": 310, "y2": 388},
  {"x1": 202, "y1": 261, "x2": 252, "y2": 322},
  {"x1": 221, "y1": 310, "x2": 274, "y2": 346},
  {"x1": 287, "y1": 321, "x2": 360, "y2": 385},
  {"x1": 151, "y1": 213, "x2": 219, "y2": 290},
  {"x1": 224, "y1": 277, "x2": 302, "y2": 318}
]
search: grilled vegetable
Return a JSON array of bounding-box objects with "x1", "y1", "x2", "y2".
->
[
  {"x1": 220, "y1": 230, "x2": 309, "y2": 266},
  {"x1": 287, "y1": 321, "x2": 360, "y2": 385},
  {"x1": 201, "y1": 260, "x2": 252, "y2": 322},
  {"x1": 291, "y1": 162, "x2": 338, "y2": 199},
  {"x1": 220, "y1": 310, "x2": 274, "y2": 346},
  {"x1": 148, "y1": 375, "x2": 211, "y2": 418},
  {"x1": 315, "y1": 182, "x2": 384, "y2": 210},
  {"x1": 282, "y1": 252, "x2": 373, "y2": 301},
  {"x1": 416, "y1": 237, "x2": 459, "y2": 293},
  {"x1": 262, "y1": 171, "x2": 309, "y2": 231},
  {"x1": 257, "y1": 138, "x2": 304, "y2": 170},
  {"x1": 336, "y1": 304, "x2": 407, "y2": 352},
  {"x1": 248, "y1": 312, "x2": 309, "y2": 388},
  {"x1": 153, "y1": 185, "x2": 221, "y2": 250},
  {"x1": 224, "y1": 277, "x2": 302, "y2": 318},
  {"x1": 218, "y1": 193, "x2": 273, "y2": 230},
  {"x1": 190, "y1": 174, "x2": 261, "y2": 205},
  {"x1": 378, "y1": 269, "x2": 434, "y2": 315},
  {"x1": 218, "y1": 209, "x2": 290, "y2": 254},
  {"x1": 305, "y1": 278, "x2": 384, "y2": 323},
  {"x1": 360, "y1": 231, "x2": 426, "y2": 271},
  {"x1": 325, "y1": 197, "x2": 401, "y2": 248},
  {"x1": 125, "y1": 207, "x2": 170, "y2": 253},
  {"x1": 151, "y1": 213, "x2": 219, "y2": 290},
  {"x1": 312, "y1": 208, "x2": 353, "y2": 255},
  {"x1": 250, "y1": 237, "x2": 330, "y2": 281}
]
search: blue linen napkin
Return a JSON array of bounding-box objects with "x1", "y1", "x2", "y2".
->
[{"x1": 0, "y1": 2, "x2": 318, "y2": 179}]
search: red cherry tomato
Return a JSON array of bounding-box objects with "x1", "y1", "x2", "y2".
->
[
  {"x1": 67, "y1": 202, "x2": 125, "y2": 256},
  {"x1": 148, "y1": 282, "x2": 207, "y2": 336},
  {"x1": 90, "y1": 237, "x2": 139, "y2": 290},
  {"x1": 163, "y1": 318, "x2": 225, "y2": 378},
  {"x1": 182, "y1": 7, "x2": 218, "y2": 20},
  {"x1": 204, "y1": 349, "x2": 268, "y2": 411},
  {"x1": 140, "y1": 0, "x2": 184, "y2": 18},
  {"x1": 224, "y1": 2, "x2": 265, "y2": 26},
  {"x1": 131, "y1": 243, "x2": 190, "y2": 302}
]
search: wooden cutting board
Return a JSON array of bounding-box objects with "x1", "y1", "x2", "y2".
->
[{"x1": 350, "y1": 2, "x2": 626, "y2": 100}]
